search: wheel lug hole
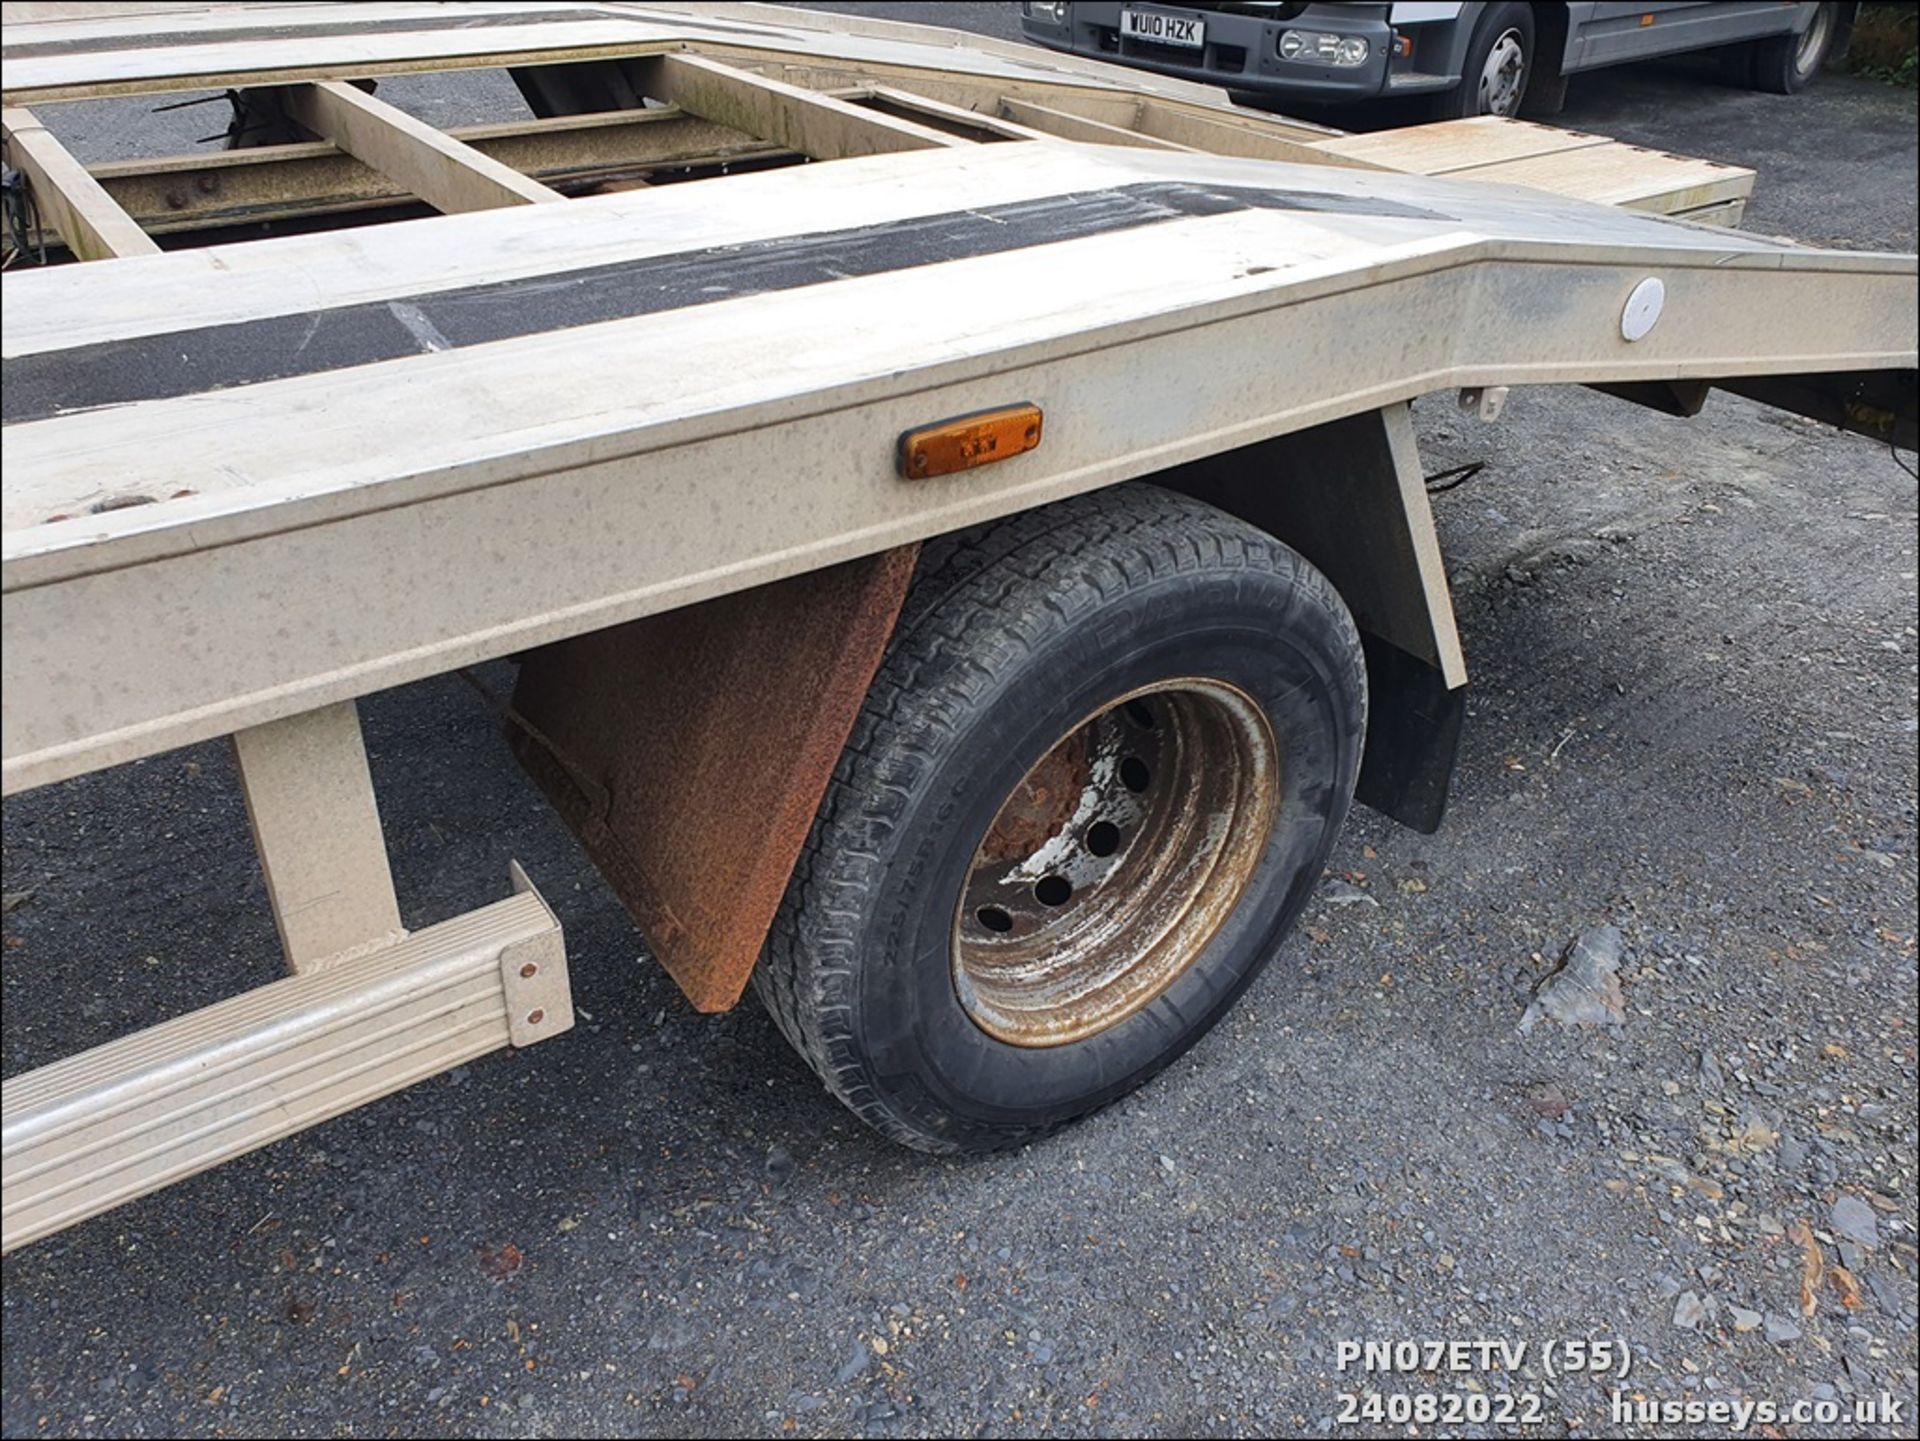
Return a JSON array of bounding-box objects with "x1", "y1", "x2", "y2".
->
[
  {"x1": 1033, "y1": 875, "x2": 1072, "y2": 907},
  {"x1": 1085, "y1": 820, "x2": 1121, "y2": 857},
  {"x1": 976, "y1": 905, "x2": 1014, "y2": 933},
  {"x1": 1119, "y1": 756, "x2": 1151, "y2": 793}
]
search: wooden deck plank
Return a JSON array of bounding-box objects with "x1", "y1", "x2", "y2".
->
[
  {"x1": 1132, "y1": 100, "x2": 1389, "y2": 170},
  {"x1": 1452, "y1": 142, "x2": 1754, "y2": 213},
  {"x1": 1312, "y1": 116, "x2": 1613, "y2": 174},
  {"x1": 995, "y1": 96, "x2": 1194, "y2": 151},
  {"x1": 282, "y1": 79, "x2": 562, "y2": 213},
  {"x1": 860, "y1": 86, "x2": 1050, "y2": 142},
  {"x1": 1, "y1": 18, "x2": 679, "y2": 103},
  {"x1": 3, "y1": 2, "x2": 587, "y2": 46},
  {"x1": 641, "y1": 53, "x2": 969, "y2": 159}
]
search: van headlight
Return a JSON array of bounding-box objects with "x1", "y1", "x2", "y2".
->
[{"x1": 1278, "y1": 30, "x2": 1371, "y2": 66}]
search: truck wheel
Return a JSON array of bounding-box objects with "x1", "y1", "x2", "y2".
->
[
  {"x1": 1440, "y1": 1, "x2": 1535, "y2": 118},
  {"x1": 1748, "y1": 1, "x2": 1837, "y2": 94},
  {"x1": 755, "y1": 485, "x2": 1367, "y2": 1153}
]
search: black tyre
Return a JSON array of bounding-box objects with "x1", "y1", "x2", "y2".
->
[
  {"x1": 1717, "y1": 41, "x2": 1758, "y2": 90},
  {"x1": 1748, "y1": 1, "x2": 1837, "y2": 94},
  {"x1": 1437, "y1": 1, "x2": 1535, "y2": 118},
  {"x1": 755, "y1": 485, "x2": 1367, "y2": 1153}
]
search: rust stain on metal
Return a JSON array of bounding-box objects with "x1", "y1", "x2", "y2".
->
[
  {"x1": 509, "y1": 546, "x2": 919, "y2": 1013},
  {"x1": 951, "y1": 681, "x2": 1278, "y2": 1048},
  {"x1": 979, "y1": 728, "x2": 1087, "y2": 863}
]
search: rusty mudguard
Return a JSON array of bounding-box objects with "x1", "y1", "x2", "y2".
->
[{"x1": 509, "y1": 546, "x2": 918, "y2": 1012}]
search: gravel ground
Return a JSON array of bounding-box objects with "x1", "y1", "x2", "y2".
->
[{"x1": 3, "y1": 7, "x2": 1916, "y2": 1438}]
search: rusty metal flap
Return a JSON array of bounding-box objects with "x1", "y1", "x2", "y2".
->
[{"x1": 509, "y1": 545, "x2": 918, "y2": 1012}]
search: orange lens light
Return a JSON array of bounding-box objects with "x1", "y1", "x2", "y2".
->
[{"x1": 898, "y1": 404, "x2": 1043, "y2": 479}]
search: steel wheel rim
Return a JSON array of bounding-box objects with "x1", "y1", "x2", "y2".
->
[
  {"x1": 1479, "y1": 30, "x2": 1526, "y2": 115},
  {"x1": 1794, "y1": 6, "x2": 1831, "y2": 77},
  {"x1": 951, "y1": 679, "x2": 1279, "y2": 1047}
]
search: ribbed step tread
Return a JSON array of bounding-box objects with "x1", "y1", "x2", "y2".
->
[{"x1": 2, "y1": 888, "x2": 563, "y2": 1252}]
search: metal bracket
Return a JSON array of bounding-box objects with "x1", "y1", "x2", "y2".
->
[
  {"x1": 500, "y1": 860, "x2": 573, "y2": 1046},
  {"x1": 1458, "y1": 385, "x2": 1509, "y2": 423}
]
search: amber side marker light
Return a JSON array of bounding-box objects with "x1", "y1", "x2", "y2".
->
[{"x1": 898, "y1": 403, "x2": 1043, "y2": 479}]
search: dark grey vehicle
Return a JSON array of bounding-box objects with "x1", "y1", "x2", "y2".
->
[{"x1": 1017, "y1": 2, "x2": 1854, "y2": 116}]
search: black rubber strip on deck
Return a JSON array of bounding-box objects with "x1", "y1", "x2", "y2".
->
[{"x1": 2, "y1": 181, "x2": 1448, "y2": 428}]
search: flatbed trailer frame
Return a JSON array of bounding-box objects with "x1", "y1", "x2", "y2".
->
[{"x1": 2, "y1": 1, "x2": 1914, "y2": 1253}]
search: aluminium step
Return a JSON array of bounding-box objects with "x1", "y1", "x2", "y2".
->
[{"x1": 0, "y1": 865, "x2": 568, "y2": 1253}]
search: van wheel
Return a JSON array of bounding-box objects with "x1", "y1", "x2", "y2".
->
[
  {"x1": 1438, "y1": 2, "x2": 1536, "y2": 118},
  {"x1": 1749, "y1": 1, "x2": 1837, "y2": 94},
  {"x1": 754, "y1": 485, "x2": 1367, "y2": 1154}
]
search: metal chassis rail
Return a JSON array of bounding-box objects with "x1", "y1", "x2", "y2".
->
[{"x1": 5, "y1": 231, "x2": 1910, "y2": 795}]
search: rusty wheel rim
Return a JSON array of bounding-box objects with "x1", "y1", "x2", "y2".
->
[{"x1": 952, "y1": 680, "x2": 1279, "y2": 1047}]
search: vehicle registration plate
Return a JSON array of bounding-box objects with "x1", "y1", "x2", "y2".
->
[{"x1": 1119, "y1": 9, "x2": 1205, "y2": 49}]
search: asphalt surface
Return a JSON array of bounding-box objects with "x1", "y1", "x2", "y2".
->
[{"x1": 4, "y1": 8, "x2": 1918, "y2": 1438}]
